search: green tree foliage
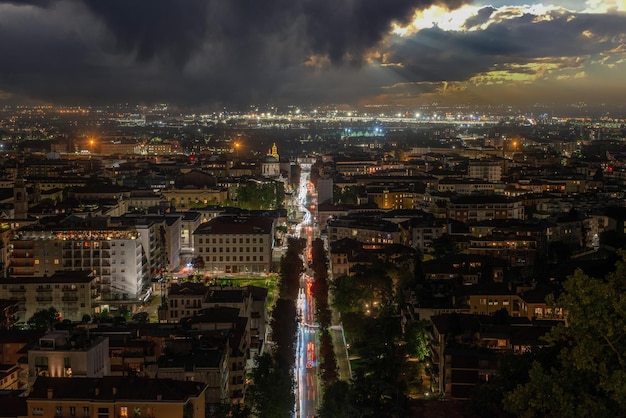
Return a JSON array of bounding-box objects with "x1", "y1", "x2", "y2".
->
[
  {"x1": 332, "y1": 185, "x2": 365, "y2": 205},
  {"x1": 27, "y1": 307, "x2": 59, "y2": 331},
  {"x1": 317, "y1": 381, "x2": 358, "y2": 418},
  {"x1": 331, "y1": 266, "x2": 393, "y2": 316},
  {"x1": 131, "y1": 311, "x2": 149, "y2": 324},
  {"x1": 350, "y1": 343, "x2": 410, "y2": 417},
  {"x1": 270, "y1": 298, "x2": 298, "y2": 367},
  {"x1": 465, "y1": 350, "x2": 536, "y2": 418},
  {"x1": 432, "y1": 235, "x2": 459, "y2": 259},
  {"x1": 310, "y1": 238, "x2": 338, "y2": 386},
  {"x1": 319, "y1": 329, "x2": 338, "y2": 384},
  {"x1": 503, "y1": 259, "x2": 626, "y2": 417},
  {"x1": 404, "y1": 320, "x2": 431, "y2": 361},
  {"x1": 279, "y1": 237, "x2": 305, "y2": 301},
  {"x1": 236, "y1": 182, "x2": 282, "y2": 210},
  {"x1": 249, "y1": 353, "x2": 294, "y2": 418}
]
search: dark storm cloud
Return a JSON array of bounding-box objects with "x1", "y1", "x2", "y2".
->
[
  {"x1": 301, "y1": 0, "x2": 467, "y2": 64},
  {"x1": 1, "y1": 0, "x2": 472, "y2": 104},
  {"x1": 1, "y1": 0, "x2": 623, "y2": 106},
  {"x1": 1, "y1": 0, "x2": 471, "y2": 105},
  {"x1": 82, "y1": 0, "x2": 211, "y2": 65},
  {"x1": 463, "y1": 6, "x2": 496, "y2": 30},
  {"x1": 384, "y1": 10, "x2": 626, "y2": 83}
]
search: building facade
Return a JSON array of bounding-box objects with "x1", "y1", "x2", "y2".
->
[{"x1": 193, "y1": 216, "x2": 275, "y2": 274}]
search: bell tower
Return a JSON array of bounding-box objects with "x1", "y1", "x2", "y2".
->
[{"x1": 13, "y1": 166, "x2": 28, "y2": 219}]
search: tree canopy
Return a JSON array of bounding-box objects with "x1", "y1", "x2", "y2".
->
[
  {"x1": 236, "y1": 182, "x2": 283, "y2": 210},
  {"x1": 502, "y1": 256, "x2": 626, "y2": 417},
  {"x1": 27, "y1": 307, "x2": 59, "y2": 331}
]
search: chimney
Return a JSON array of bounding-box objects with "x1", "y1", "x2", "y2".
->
[
  {"x1": 47, "y1": 389, "x2": 53, "y2": 399},
  {"x1": 156, "y1": 394, "x2": 162, "y2": 401},
  {"x1": 95, "y1": 388, "x2": 100, "y2": 396},
  {"x1": 112, "y1": 387, "x2": 117, "y2": 396}
]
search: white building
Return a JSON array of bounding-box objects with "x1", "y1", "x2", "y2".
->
[
  {"x1": 28, "y1": 331, "x2": 110, "y2": 386},
  {"x1": 10, "y1": 227, "x2": 147, "y2": 301},
  {"x1": 193, "y1": 216, "x2": 275, "y2": 274}
]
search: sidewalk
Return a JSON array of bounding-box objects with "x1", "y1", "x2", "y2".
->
[{"x1": 330, "y1": 325, "x2": 351, "y2": 381}]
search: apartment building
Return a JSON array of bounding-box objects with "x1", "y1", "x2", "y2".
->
[
  {"x1": 27, "y1": 376, "x2": 206, "y2": 418},
  {"x1": 27, "y1": 331, "x2": 110, "y2": 386},
  {"x1": 0, "y1": 271, "x2": 99, "y2": 323},
  {"x1": 193, "y1": 216, "x2": 275, "y2": 274},
  {"x1": 327, "y1": 216, "x2": 410, "y2": 246},
  {"x1": 467, "y1": 159, "x2": 503, "y2": 182},
  {"x1": 10, "y1": 226, "x2": 147, "y2": 301},
  {"x1": 447, "y1": 196, "x2": 524, "y2": 223}
]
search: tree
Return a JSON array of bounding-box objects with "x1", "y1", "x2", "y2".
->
[
  {"x1": 279, "y1": 238, "x2": 305, "y2": 301},
  {"x1": 432, "y1": 235, "x2": 459, "y2": 259},
  {"x1": 404, "y1": 320, "x2": 430, "y2": 361},
  {"x1": 236, "y1": 182, "x2": 281, "y2": 210},
  {"x1": 504, "y1": 258, "x2": 626, "y2": 417},
  {"x1": 317, "y1": 381, "x2": 357, "y2": 418},
  {"x1": 270, "y1": 298, "x2": 297, "y2": 366},
  {"x1": 249, "y1": 353, "x2": 294, "y2": 418},
  {"x1": 132, "y1": 311, "x2": 150, "y2": 324},
  {"x1": 27, "y1": 307, "x2": 59, "y2": 331}
]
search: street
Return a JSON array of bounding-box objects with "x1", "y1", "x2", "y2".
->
[{"x1": 294, "y1": 169, "x2": 320, "y2": 418}]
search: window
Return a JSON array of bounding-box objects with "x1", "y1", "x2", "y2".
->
[
  {"x1": 83, "y1": 407, "x2": 89, "y2": 417},
  {"x1": 70, "y1": 406, "x2": 76, "y2": 417},
  {"x1": 120, "y1": 406, "x2": 128, "y2": 418},
  {"x1": 97, "y1": 407, "x2": 109, "y2": 418},
  {"x1": 56, "y1": 406, "x2": 62, "y2": 417},
  {"x1": 54, "y1": 259, "x2": 60, "y2": 265}
]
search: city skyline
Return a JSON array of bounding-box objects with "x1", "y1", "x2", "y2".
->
[{"x1": 1, "y1": 0, "x2": 626, "y2": 110}]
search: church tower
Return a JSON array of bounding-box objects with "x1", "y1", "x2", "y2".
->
[
  {"x1": 13, "y1": 168, "x2": 28, "y2": 219},
  {"x1": 268, "y1": 142, "x2": 279, "y2": 160}
]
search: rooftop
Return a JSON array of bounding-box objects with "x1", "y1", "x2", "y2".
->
[{"x1": 29, "y1": 376, "x2": 206, "y2": 402}]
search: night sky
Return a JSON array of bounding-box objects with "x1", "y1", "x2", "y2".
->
[{"x1": 1, "y1": 0, "x2": 625, "y2": 108}]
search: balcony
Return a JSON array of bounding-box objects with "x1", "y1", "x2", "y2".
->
[
  {"x1": 36, "y1": 296, "x2": 53, "y2": 302},
  {"x1": 36, "y1": 287, "x2": 53, "y2": 292},
  {"x1": 62, "y1": 296, "x2": 78, "y2": 302},
  {"x1": 9, "y1": 287, "x2": 26, "y2": 293}
]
